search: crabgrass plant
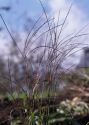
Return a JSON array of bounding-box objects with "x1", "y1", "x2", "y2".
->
[{"x1": 0, "y1": 0, "x2": 89, "y2": 124}]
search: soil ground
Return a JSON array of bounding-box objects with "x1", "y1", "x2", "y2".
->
[{"x1": 0, "y1": 85, "x2": 89, "y2": 125}]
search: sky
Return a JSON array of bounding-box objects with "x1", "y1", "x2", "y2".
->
[
  {"x1": 75, "y1": 0, "x2": 89, "y2": 15},
  {"x1": 0, "y1": 0, "x2": 88, "y2": 31},
  {"x1": 0, "y1": 0, "x2": 89, "y2": 67}
]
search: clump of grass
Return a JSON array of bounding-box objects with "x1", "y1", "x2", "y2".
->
[
  {"x1": 0, "y1": 1, "x2": 89, "y2": 97},
  {"x1": 0, "y1": 0, "x2": 89, "y2": 124}
]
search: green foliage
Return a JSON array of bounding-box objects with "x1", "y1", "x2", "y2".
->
[
  {"x1": 60, "y1": 71, "x2": 89, "y2": 86},
  {"x1": 9, "y1": 97, "x2": 89, "y2": 125}
]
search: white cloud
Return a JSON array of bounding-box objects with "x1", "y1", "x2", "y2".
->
[
  {"x1": 0, "y1": 31, "x2": 27, "y2": 60},
  {"x1": 48, "y1": 0, "x2": 88, "y2": 36},
  {"x1": 0, "y1": 32, "x2": 10, "y2": 58},
  {"x1": 47, "y1": 0, "x2": 89, "y2": 68},
  {"x1": 0, "y1": 0, "x2": 89, "y2": 68}
]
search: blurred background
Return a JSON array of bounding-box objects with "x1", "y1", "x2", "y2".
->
[{"x1": 0, "y1": 0, "x2": 89, "y2": 94}]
